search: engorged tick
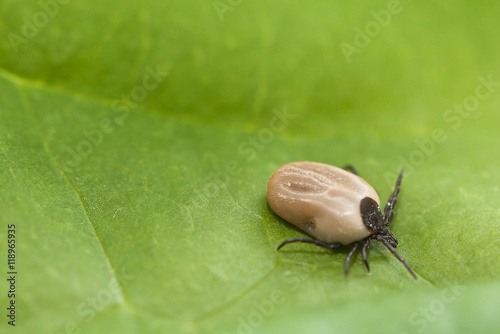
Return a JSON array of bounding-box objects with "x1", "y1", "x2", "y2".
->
[{"x1": 266, "y1": 161, "x2": 417, "y2": 279}]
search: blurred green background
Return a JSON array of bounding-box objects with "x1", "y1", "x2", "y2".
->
[{"x1": 1, "y1": 0, "x2": 500, "y2": 333}]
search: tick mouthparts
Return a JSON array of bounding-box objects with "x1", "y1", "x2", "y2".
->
[
  {"x1": 387, "y1": 235, "x2": 398, "y2": 248},
  {"x1": 379, "y1": 233, "x2": 398, "y2": 248},
  {"x1": 385, "y1": 229, "x2": 398, "y2": 246},
  {"x1": 377, "y1": 227, "x2": 398, "y2": 246}
]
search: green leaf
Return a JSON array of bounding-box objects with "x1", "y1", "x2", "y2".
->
[{"x1": 1, "y1": 0, "x2": 500, "y2": 333}]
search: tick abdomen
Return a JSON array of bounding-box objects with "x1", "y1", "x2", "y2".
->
[{"x1": 267, "y1": 162, "x2": 380, "y2": 244}]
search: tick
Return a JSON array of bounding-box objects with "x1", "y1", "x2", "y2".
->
[{"x1": 267, "y1": 161, "x2": 417, "y2": 279}]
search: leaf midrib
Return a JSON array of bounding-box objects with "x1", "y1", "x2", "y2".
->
[{"x1": 15, "y1": 79, "x2": 128, "y2": 305}]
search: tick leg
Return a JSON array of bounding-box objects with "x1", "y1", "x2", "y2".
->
[
  {"x1": 343, "y1": 165, "x2": 360, "y2": 176},
  {"x1": 384, "y1": 169, "x2": 403, "y2": 227},
  {"x1": 344, "y1": 242, "x2": 359, "y2": 276},
  {"x1": 361, "y1": 238, "x2": 371, "y2": 273},
  {"x1": 376, "y1": 235, "x2": 417, "y2": 279},
  {"x1": 277, "y1": 238, "x2": 342, "y2": 251}
]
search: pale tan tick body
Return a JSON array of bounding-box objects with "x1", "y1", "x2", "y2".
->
[{"x1": 266, "y1": 161, "x2": 417, "y2": 279}]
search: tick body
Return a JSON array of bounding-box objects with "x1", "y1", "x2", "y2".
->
[{"x1": 267, "y1": 161, "x2": 417, "y2": 279}]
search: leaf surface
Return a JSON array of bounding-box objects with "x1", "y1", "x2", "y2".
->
[{"x1": 1, "y1": 1, "x2": 500, "y2": 333}]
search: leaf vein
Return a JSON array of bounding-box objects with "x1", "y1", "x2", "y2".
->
[{"x1": 17, "y1": 84, "x2": 129, "y2": 305}]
